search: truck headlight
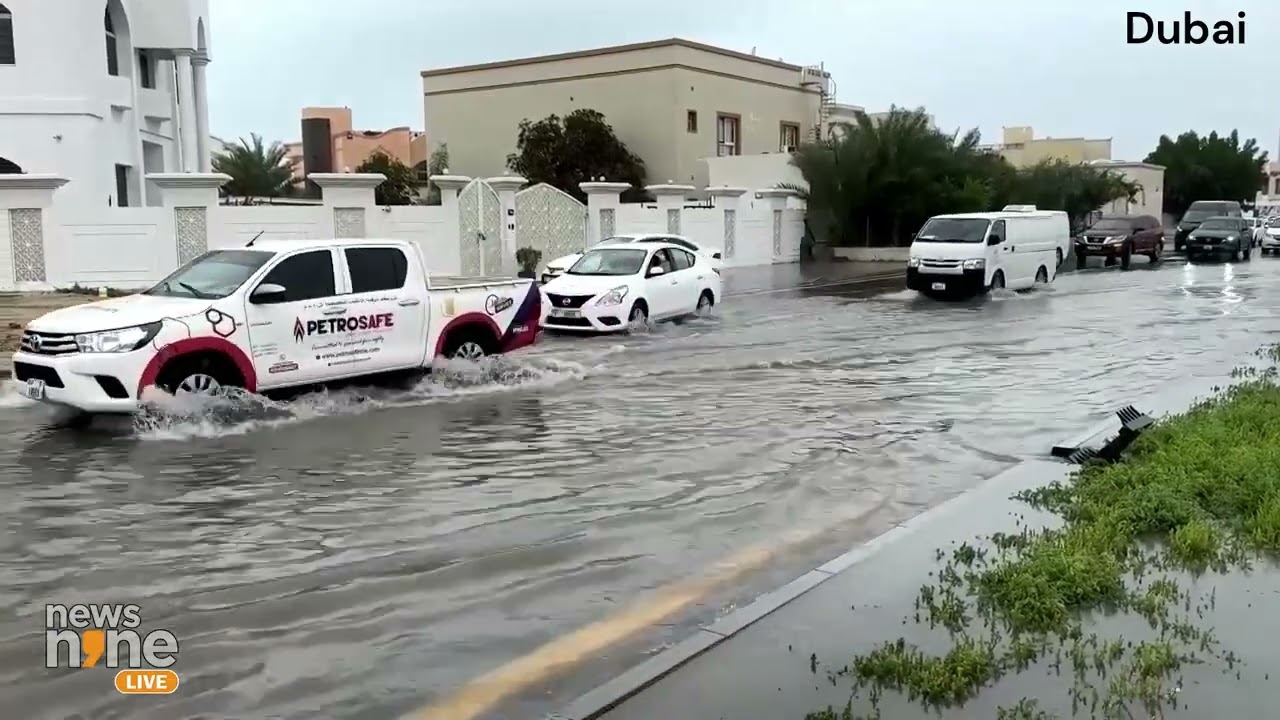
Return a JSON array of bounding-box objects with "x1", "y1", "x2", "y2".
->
[
  {"x1": 75, "y1": 322, "x2": 162, "y2": 353},
  {"x1": 907, "y1": 257, "x2": 921, "y2": 267},
  {"x1": 595, "y1": 286, "x2": 629, "y2": 307},
  {"x1": 962, "y1": 258, "x2": 985, "y2": 270},
  {"x1": 1104, "y1": 235, "x2": 1126, "y2": 244}
]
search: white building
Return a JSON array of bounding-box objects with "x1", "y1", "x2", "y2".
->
[{"x1": 0, "y1": 0, "x2": 212, "y2": 208}]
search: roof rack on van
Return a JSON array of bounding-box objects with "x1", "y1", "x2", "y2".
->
[{"x1": 1002, "y1": 205, "x2": 1038, "y2": 212}]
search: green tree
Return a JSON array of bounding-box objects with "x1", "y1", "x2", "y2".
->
[
  {"x1": 354, "y1": 150, "x2": 417, "y2": 205},
  {"x1": 790, "y1": 106, "x2": 1139, "y2": 246},
  {"x1": 1144, "y1": 130, "x2": 1269, "y2": 217},
  {"x1": 506, "y1": 108, "x2": 648, "y2": 202},
  {"x1": 417, "y1": 143, "x2": 450, "y2": 205},
  {"x1": 211, "y1": 133, "x2": 295, "y2": 204}
]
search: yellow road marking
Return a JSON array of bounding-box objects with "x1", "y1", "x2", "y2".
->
[{"x1": 403, "y1": 525, "x2": 829, "y2": 720}]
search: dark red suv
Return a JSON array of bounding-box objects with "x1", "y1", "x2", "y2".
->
[{"x1": 1074, "y1": 215, "x2": 1165, "y2": 270}]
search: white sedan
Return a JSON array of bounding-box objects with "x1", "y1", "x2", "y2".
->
[
  {"x1": 1262, "y1": 217, "x2": 1280, "y2": 255},
  {"x1": 541, "y1": 241, "x2": 721, "y2": 333},
  {"x1": 541, "y1": 233, "x2": 722, "y2": 284}
]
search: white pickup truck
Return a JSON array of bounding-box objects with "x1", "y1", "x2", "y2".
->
[{"x1": 11, "y1": 238, "x2": 542, "y2": 415}]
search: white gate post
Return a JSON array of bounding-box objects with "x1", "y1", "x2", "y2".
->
[
  {"x1": 579, "y1": 181, "x2": 630, "y2": 245},
  {"x1": 486, "y1": 175, "x2": 526, "y2": 276},
  {"x1": 757, "y1": 188, "x2": 798, "y2": 263},
  {"x1": 147, "y1": 172, "x2": 229, "y2": 264},
  {"x1": 431, "y1": 174, "x2": 470, "y2": 274},
  {"x1": 310, "y1": 173, "x2": 385, "y2": 238},
  {"x1": 646, "y1": 183, "x2": 695, "y2": 235},
  {"x1": 0, "y1": 175, "x2": 69, "y2": 291},
  {"x1": 707, "y1": 186, "x2": 748, "y2": 263}
]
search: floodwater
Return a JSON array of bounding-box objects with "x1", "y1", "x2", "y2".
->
[{"x1": 2, "y1": 257, "x2": 1278, "y2": 719}]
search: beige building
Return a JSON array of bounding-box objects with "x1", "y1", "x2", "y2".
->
[
  {"x1": 284, "y1": 106, "x2": 429, "y2": 185},
  {"x1": 1090, "y1": 160, "x2": 1165, "y2": 220},
  {"x1": 420, "y1": 38, "x2": 833, "y2": 192},
  {"x1": 984, "y1": 126, "x2": 1112, "y2": 167}
]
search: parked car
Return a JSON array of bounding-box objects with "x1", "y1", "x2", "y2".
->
[
  {"x1": 1261, "y1": 216, "x2": 1280, "y2": 255},
  {"x1": 541, "y1": 233, "x2": 722, "y2": 284},
  {"x1": 1174, "y1": 200, "x2": 1243, "y2": 252},
  {"x1": 11, "y1": 239, "x2": 542, "y2": 416},
  {"x1": 1185, "y1": 216, "x2": 1252, "y2": 262},
  {"x1": 1243, "y1": 216, "x2": 1265, "y2": 247},
  {"x1": 541, "y1": 241, "x2": 721, "y2": 332},
  {"x1": 906, "y1": 209, "x2": 1065, "y2": 298},
  {"x1": 1074, "y1": 214, "x2": 1164, "y2": 270}
]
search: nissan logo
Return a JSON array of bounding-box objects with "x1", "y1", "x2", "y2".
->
[
  {"x1": 29, "y1": 334, "x2": 42, "y2": 351},
  {"x1": 561, "y1": 298, "x2": 571, "y2": 306}
]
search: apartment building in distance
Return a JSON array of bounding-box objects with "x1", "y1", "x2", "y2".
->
[
  {"x1": 420, "y1": 38, "x2": 835, "y2": 192},
  {"x1": 981, "y1": 125, "x2": 1112, "y2": 167},
  {"x1": 284, "y1": 106, "x2": 429, "y2": 186}
]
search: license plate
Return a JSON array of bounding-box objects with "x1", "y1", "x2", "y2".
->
[
  {"x1": 23, "y1": 378, "x2": 46, "y2": 400},
  {"x1": 549, "y1": 308, "x2": 582, "y2": 318},
  {"x1": 931, "y1": 282, "x2": 946, "y2": 291}
]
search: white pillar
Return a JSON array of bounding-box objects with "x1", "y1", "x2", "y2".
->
[
  {"x1": 175, "y1": 52, "x2": 199, "y2": 173},
  {"x1": 757, "y1": 188, "x2": 798, "y2": 262},
  {"x1": 310, "y1": 173, "x2": 386, "y2": 238},
  {"x1": 147, "y1": 172, "x2": 229, "y2": 264},
  {"x1": 579, "y1": 181, "x2": 631, "y2": 245},
  {"x1": 486, "y1": 175, "x2": 525, "y2": 277},
  {"x1": 645, "y1": 183, "x2": 696, "y2": 235},
  {"x1": 193, "y1": 54, "x2": 211, "y2": 172},
  {"x1": 431, "y1": 175, "x2": 471, "y2": 275},
  {"x1": 0, "y1": 175, "x2": 70, "y2": 291},
  {"x1": 707, "y1": 186, "x2": 748, "y2": 262}
]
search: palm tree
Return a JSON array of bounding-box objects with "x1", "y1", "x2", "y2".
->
[{"x1": 212, "y1": 133, "x2": 295, "y2": 204}]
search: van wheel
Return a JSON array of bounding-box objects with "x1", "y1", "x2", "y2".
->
[
  {"x1": 156, "y1": 353, "x2": 242, "y2": 397},
  {"x1": 1034, "y1": 266, "x2": 1049, "y2": 285},
  {"x1": 1055, "y1": 248, "x2": 1064, "y2": 268},
  {"x1": 988, "y1": 271, "x2": 1005, "y2": 291}
]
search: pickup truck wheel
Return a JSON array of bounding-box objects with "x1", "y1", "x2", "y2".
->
[
  {"x1": 156, "y1": 353, "x2": 242, "y2": 397},
  {"x1": 451, "y1": 340, "x2": 487, "y2": 360}
]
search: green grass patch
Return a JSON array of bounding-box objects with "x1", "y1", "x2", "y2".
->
[{"x1": 808, "y1": 346, "x2": 1280, "y2": 719}]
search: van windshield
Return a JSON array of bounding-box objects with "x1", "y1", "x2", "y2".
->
[{"x1": 915, "y1": 217, "x2": 991, "y2": 243}]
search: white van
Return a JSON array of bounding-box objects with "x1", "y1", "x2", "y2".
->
[{"x1": 906, "y1": 209, "x2": 1066, "y2": 298}]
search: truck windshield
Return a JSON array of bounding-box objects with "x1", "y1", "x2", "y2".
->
[
  {"x1": 915, "y1": 217, "x2": 991, "y2": 243},
  {"x1": 144, "y1": 249, "x2": 275, "y2": 299},
  {"x1": 567, "y1": 248, "x2": 649, "y2": 276}
]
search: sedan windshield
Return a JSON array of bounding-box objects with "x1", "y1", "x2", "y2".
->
[
  {"x1": 1268, "y1": 217, "x2": 1280, "y2": 227},
  {"x1": 144, "y1": 249, "x2": 275, "y2": 299},
  {"x1": 915, "y1": 217, "x2": 991, "y2": 243},
  {"x1": 1197, "y1": 218, "x2": 1237, "y2": 231},
  {"x1": 567, "y1": 248, "x2": 649, "y2": 276}
]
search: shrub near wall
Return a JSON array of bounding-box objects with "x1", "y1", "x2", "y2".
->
[{"x1": 811, "y1": 344, "x2": 1280, "y2": 719}]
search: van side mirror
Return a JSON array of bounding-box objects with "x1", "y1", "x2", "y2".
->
[
  {"x1": 987, "y1": 235, "x2": 1002, "y2": 246},
  {"x1": 251, "y1": 282, "x2": 288, "y2": 304}
]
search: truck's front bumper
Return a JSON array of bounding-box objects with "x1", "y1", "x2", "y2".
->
[
  {"x1": 906, "y1": 267, "x2": 987, "y2": 297},
  {"x1": 11, "y1": 350, "x2": 149, "y2": 413}
]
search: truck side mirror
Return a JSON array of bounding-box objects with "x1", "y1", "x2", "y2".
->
[{"x1": 250, "y1": 282, "x2": 288, "y2": 304}]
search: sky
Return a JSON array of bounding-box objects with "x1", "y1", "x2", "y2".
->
[{"x1": 207, "y1": 0, "x2": 1278, "y2": 163}]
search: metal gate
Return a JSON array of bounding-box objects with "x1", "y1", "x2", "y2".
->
[
  {"x1": 514, "y1": 183, "x2": 587, "y2": 266},
  {"x1": 458, "y1": 179, "x2": 501, "y2": 276}
]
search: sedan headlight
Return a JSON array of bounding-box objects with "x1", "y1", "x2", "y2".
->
[
  {"x1": 75, "y1": 322, "x2": 161, "y2": 353},
  {"x1": 1226, "y1": 235, "x2": 1237, "y2": 242},
  {"x1": 907, "y1": 257, "x2": 921, "y2": 267},
  {"x1": 962, "y1": 258, "x2": 985, "y2": 270},
  {"x1": 595, "y1": 286, "x2": 629, "y2": 307}
]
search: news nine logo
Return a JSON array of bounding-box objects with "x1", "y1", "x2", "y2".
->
[{"x1": 45, "y1": 603, "x2": 180, "y2": 695}]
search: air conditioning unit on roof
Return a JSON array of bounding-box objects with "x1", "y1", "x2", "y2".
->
[{"x1": 1002, "y1": 204, "x2": 1037, "y2": 212}]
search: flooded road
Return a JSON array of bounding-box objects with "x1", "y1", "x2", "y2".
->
[{"x1": 3, "y1": 258, "x2": 1279, "y2": 719}]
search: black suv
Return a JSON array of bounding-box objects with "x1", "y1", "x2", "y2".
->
[{"x1": 1174, "y1": 200, "x2": 1243, "y2": 252}]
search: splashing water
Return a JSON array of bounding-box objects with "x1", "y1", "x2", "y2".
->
[{"x1": 131, "y1": 354, "x2": 587, "y2": 440}]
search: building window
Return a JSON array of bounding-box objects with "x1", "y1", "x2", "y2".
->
[
  {"x1": 716, "y1": 114, "x2": 740, "y2": 157},
  {"x1": 105, "y1": 7, "x2": 119, "y2": 76},
  {"x1": 137, "y1": 49, "x2": 154, "y2": 88},
  {"x1": 780, "y1": 123, "x2": 800, "y2": 152},
  {"x1": 686, "y1": 110, "x2": 698, "y2": 134},
  {"x1": 114, "y1": 164, "x2": 130, "y2": 207},
  {"x1": 0, "y1": 3, "x2": 14, "y2": 65}
]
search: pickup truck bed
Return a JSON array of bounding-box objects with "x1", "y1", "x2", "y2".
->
[{"x1": 428, "y1": 275, "x2": 532, "y2": 289}]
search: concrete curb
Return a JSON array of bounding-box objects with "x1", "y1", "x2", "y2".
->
[{"x1": 552, "y1": 380, "x2": 1224, "y2": 720}]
